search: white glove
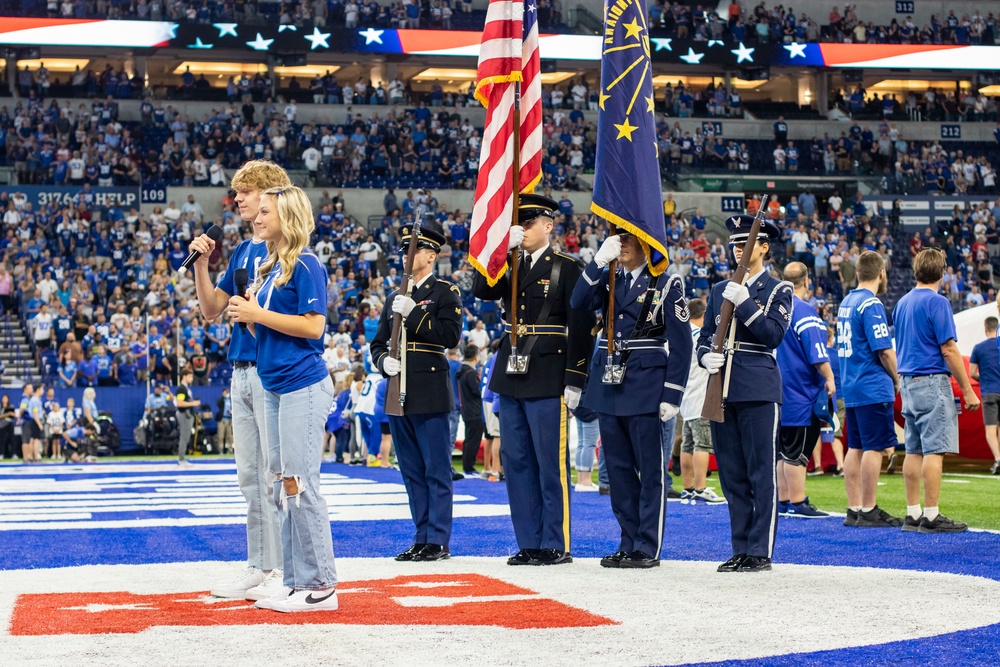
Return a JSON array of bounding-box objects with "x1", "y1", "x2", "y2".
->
[
  {"x1": 391, "y1": 295, "x2": 416, "y2": 317},
  {"x1": 722, "y1": 281, "x2": 750, "y2": 307},
  {"x1": 382, "y1": 356, "x2": 401, "y2": 376},
  {"x1": 594, "y1": 235, "x2": 622, "y2": 268},
  {"x1": 507, "y1": 225, "x2": 525, "y2": 250},
  {"x1": 659, "y1": 403, "x2": 679, "y2": 422},
  {"x1": 564, "y1": 385, "x2": 582, "y2": 410},
  {"x1": 702, "y1": 352, "x2": 725, "y2": 374}
]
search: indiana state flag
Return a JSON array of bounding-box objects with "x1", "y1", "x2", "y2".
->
[{"x1": 590, "y1": 0, "x2": 668, "y2": 274}]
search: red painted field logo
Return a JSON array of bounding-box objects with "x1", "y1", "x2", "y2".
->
[{"x1": 10, "y1": 574, "x2": 616, "y2": 635}]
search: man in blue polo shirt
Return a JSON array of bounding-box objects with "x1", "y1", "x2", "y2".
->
[
  {"x1": 776, "y1": 262, "x2": 836, "y2": 519},
  {"x1": 894, "y1": 248, "x2": 980, "y2": 533},
  {"x1": 969, "y1": 316, "x2": 1000, "y2": 475},
  {"x1": 837, "y1": 251, "x2": 902, "y2": 528}
]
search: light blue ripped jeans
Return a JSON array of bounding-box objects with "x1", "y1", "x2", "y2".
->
[{"x1": 264, "y1": 374, "x2": 338, "y2": 590}]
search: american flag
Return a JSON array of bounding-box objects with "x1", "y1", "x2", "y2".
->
[
  {"x1": 469, "y1": 0, "x2": 524, "y2": 285},
  {"x1": 519, "y1": 1, "x2": 542, "y2": 194}
]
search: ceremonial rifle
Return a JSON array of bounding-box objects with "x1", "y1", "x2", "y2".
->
[
  {"x1": 385, "y1": 220, "x2": 421, "y2": 416},
  {"x1": 701, "y1": 194, "x2": 768, "y2": 423}
]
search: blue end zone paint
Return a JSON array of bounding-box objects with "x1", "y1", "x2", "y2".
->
[{"x1": 4, "y1": 461, "x2": 1000, "y2": 665}]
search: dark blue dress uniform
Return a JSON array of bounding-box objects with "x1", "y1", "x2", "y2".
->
[
  {"x1": 570, "y1": 259, "x2": 692, "y2": 566},
  {"x1": 370, "y1": 225, "x2": 463, "y2": 559},
  {"x1": 472, "y1": 195, "x2": 595, "y2": 564},
  {"x1": 696, "y1": 215, "x2": 792, "y2": 567}
]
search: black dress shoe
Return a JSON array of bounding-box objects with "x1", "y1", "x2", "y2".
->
[
  {"x1": 395, "y1": 543, "x2": 427, "y2": 561},
  {"x1": 598, "y1": 485, "x2": 611, "y2": 495},
  {"x1": 666, "y1": 488, "x2": 682, "y2": 499},
  {"x1": 413, "y1": 544, "x2": 450, "y2": 561},
  {"x1": 619, "y1": 551, "x2": 660, "y2": 568},
  {"x1": 717, "y1": 554, "x2": 748, "y2": 572},
  {"x1": 736, "y1": 556, "x2": 772, "y2": 572},
  {"x1": 600, "y1": 550, "x2": 630, "y2": 568},
  {"x1": 531, "y1": 549, "x2": 573, "y2": 565},
  {"x1": 451, "y1": 469, "x2": 464, "y2": 480},
  {"x1": 507, "y1": 549, "x2": 539, "y2": 566}
]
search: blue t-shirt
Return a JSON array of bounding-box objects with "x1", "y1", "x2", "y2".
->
[
  {"x1": 836, "y1": 288, "x2": 894, "y2": 407},
  {"x1": 776, "y1": 296, "x2": 829, "y2": 426},
  {"x1": 894, "y1": 288, "x2": 956, "y2": 376},
  {"x1": 217, "y1": 239, "x2": 270, "y2": 362},
  {"x1": 255, "y1": 253, "x2": 329, "y2": 394},
  {"x1": 971, "y1": 337, "x2": 1000, "y2": 395}
]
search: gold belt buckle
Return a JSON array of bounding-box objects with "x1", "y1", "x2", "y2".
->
[{"x1": 516, "y1": 323, "x2": 528, "y2": 336}]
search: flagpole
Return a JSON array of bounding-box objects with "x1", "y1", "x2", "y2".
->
[
  {"x1": 605, "y1": 230, "x2": 617, "y2": 357},
  {"x1": 509, "y1": 80, "x2": 522, "y2": 352}
]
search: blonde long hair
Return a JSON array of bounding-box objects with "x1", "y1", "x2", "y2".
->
[{"x1": 255, "y1": 186, "x2": 316, "y2": 289}]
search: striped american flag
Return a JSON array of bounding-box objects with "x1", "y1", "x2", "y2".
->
[
  {"x1": 519, "y1": 1, "x2": 542, "y2": 194},
  {"x1": 469, "y1": 0, "x2": 525, "y2": 285}
]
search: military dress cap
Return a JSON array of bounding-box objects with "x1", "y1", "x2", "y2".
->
[
  {"x1": 400, "y1": 223, "x2": 446, "y2": 252},
  {"x1": 726, "y1": 214, "x2": 782, "y2": 245},
  {"x1": 517, "y1": 194, "x2": 560, "y2": 224}
]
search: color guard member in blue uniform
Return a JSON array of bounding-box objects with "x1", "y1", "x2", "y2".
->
[
  {"x1": 472, "y1": 195, "x2": 595, "y2": 566},
  {"x1": 775, "y1": 262, "x2": 836, "y2": 519},
  {"x1": 570, "y1": 231, "x2": 692, "y2": 568},
  {"x1": 370, "y1": 224, "x2": 463, "y2": 562},
  {"x1": 697, "y1": 214, "x2": 792, "y2": 573}
]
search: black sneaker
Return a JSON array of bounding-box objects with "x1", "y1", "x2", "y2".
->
[
  {"x1": 856, "y1": 506, "x2": 904, "y2": 528},
  {"x1": 666, "y1": 488, "x2": 682, "y2": 500},
  {"x1": 901, "y1": 515, "x2": 922, "y2": 532},
  {"x1": 843, "y1": 509, "x2": 859, "y2": 527},
  {"x1": 918, "y1": 514, "x2": 968, "y2": 533}
]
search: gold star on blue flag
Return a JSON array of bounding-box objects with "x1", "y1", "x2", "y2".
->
[{"x1": 590, "y1": 0, "x2": 668, "y2": 274}]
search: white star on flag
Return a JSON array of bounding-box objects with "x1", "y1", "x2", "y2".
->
[
  {"x1": 784, "y1": 42, "x2": 808, "y2": 58},
  {"x1": 278, "y1": 25, "x2": 298, "y2": 32},
  {"x1": 246, "y1": 33, "x2": 274, "y2": 51},
  {"x1": 679, "y1": 48, "x2": 705, "y2": 64},
  {"x1": 730, "y1": 42, "x2": 755, "y2": 63},
  {"x1": 213, "y1": 23, "x2": 238, "y2": 38},
  {"x1": 651, "y1": 38, "x2": 672, "y2": 52},
  {"x1": 305, "y1": 27, "x2": 331, "y2": 50},
  {"x1": 707, "y1": 39, "x2": 725, "y2": 47},
  {"x1": 359, "y1": 28, "x2": 384, "y2": 45}
]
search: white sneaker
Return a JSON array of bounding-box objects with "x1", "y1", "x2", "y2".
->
[
  {"x1": 253, "y1": 585, "x2": 293, "y2": 610},
  {"x1": 267, "y1": 588, "x2": 338, "y2": 613},
  {"x1": 574, "y1": 483, "x2": 599, "y2": 492},
  {"x1": 691, "y1": 488, "x2": 727, "y2": 504},
  {"x1": 210, "y1": 567, "x2": 267, "y2": 598},
  {"x1": 245, "y1": 569, "x2": 289, "y2": 601}
]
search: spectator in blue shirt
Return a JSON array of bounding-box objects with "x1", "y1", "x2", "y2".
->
[{"x1": 969, "y1": 316, "x2": 1000, "y2": 474}]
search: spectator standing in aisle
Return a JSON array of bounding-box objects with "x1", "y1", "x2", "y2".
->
[
  {"x1": 894, "y1": 248, "x2": 980, "y2": 533},
  {"x1": 457, "y1": 345, "x2": 485, "y2": 477}
]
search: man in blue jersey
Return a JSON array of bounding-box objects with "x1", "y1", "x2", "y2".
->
[
  {"x1": 837, "y1": 251, "x2": 903, "y2": 528},
  {"x1": 894, "y1": 248, "x2": 980, "y2": 533},
  {"x1": 188, "y1": 160, "x2": 293, "y2": 598},
  {"x1": 969, "y1": 316, "x2": 1000, "y2": 475},
  {"x1": 776, "y1": 262, "x2": 836, "y2": 519}
]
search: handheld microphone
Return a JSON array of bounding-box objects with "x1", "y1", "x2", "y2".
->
[
  {"x1": 177, "y1": 225, "x2": 224, "y2": 274},
  {"x1": 234, "y1": 268, "x2": 249, "y2": 330}
]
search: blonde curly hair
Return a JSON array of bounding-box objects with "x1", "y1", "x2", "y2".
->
[{"x1": 255, "y1": 186, "x2": 316, "y2": 289}]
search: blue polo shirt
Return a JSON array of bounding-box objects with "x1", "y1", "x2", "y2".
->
[
  {"x1": 777, "y1": 296, "x2": 830, "y2": 426},
  {"x1": 217, "y1": 239, "x2": 270, "y2": 362},
  {"x1": 971, "y1": 337, "x2": 1000, "y2": 395},
  {"x1": 894, "y1": 288, "x2": 956, "y2": 376},
  {"x1": 254, "y1": 252, "x2": 329, "y2": 394}
]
